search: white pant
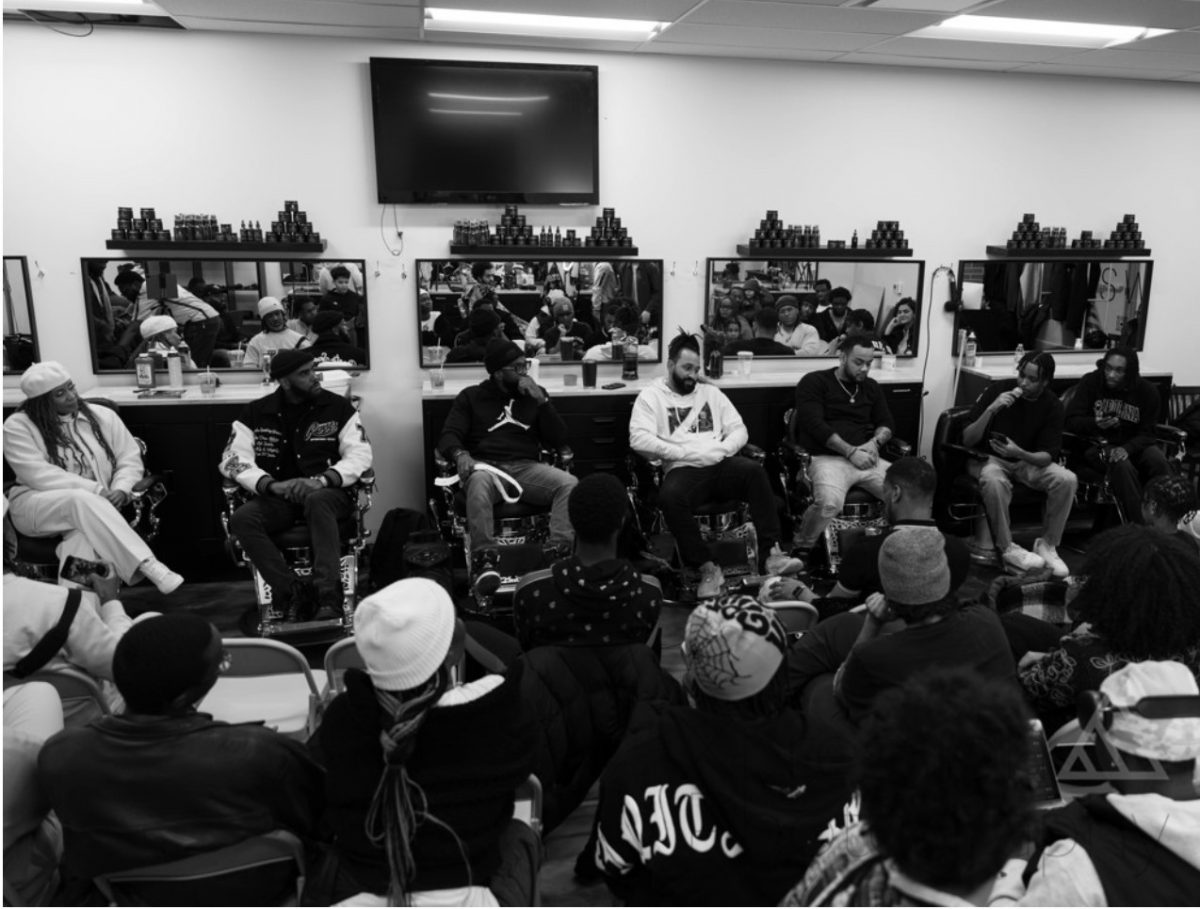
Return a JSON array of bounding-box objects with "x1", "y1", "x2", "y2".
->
[{"x1": 7, "y1": 489, "x2": 153, "y2": 584}]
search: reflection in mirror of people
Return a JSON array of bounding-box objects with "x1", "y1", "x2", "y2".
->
[{"x1": 3, "y1": 257, "x2": 38, "y2": 373}]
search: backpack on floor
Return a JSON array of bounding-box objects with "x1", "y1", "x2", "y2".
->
[
  {"x1": 401, "y1": 530, "x2": 454, "y2": 598},
  {"x1": 368, "y1": 507, "x2": 433, "y2": 591}
]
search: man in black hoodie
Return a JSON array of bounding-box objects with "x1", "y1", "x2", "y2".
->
[
  {"x1": 1064, "y1": 346, "x2": 1170, "y2": 523},
  {"x1": 593, "y1": 596, "x2": 852, "y2": 906}
]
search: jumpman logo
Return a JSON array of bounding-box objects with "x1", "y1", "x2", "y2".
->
[{"x1": 487, "y1": 402, "x2": 532, "y2": 434}]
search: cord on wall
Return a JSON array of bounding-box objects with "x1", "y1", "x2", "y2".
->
[{"x1": 378, "y1": 205, "x2": 403, "y2": 257}]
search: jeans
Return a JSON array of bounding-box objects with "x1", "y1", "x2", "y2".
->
[
  {"x1": 968, "y1": 457, "x2": 1077, "y2": 550},
  {"x1": 794, "y1": 455, "x2": 890, "y2": 550},
  {"x1": 1082, "y1": 444, "x2": 1172, "y2": 523},
  {"x1": 182, "y1": 316, "x2": 220, "y2": 368},
  {"x1": 465, "y1": 460, "x2": 577, "y2": 550},
  {"x1": 658, "y1": 455, "x2": 779, "y2": 568},
  {"x1": 229, "y1": 488, "x2": 353, "y2": 607}
]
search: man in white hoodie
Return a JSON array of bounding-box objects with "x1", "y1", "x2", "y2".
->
[
  {"x1": 629, "y1": 332, "x2": 800, "y2": 598},
  {"x1": 990, "y1": 659, "x2": 1200, "y2": 906}
]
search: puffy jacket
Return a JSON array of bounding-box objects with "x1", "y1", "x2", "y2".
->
[{"x1": 517, "y1": 643, "x2": 685, "y2": 832}]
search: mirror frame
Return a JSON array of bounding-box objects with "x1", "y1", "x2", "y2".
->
[
  {"x1": 703, "y1": 256, "x2": 927, "y2": 359},
  {"x1": 3, "y1": 256, "x2": 39, "y2": 374},
  {"x1": 953, "y1": 258, "x2": 1152, "y2": 355},
  {"x1": 416, "y1": 258, "x2": 665, "y2": 368},
  {"x1": 80, "y1": 256, "x2": 370, "y2": 374}
]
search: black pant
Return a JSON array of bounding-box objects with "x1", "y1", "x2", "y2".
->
[
  {"x1": 1083, "y1": 443, "x2": 1172, "y2": 523},
  {"x1": 658, "y1": 455, "x2": 779, "y2": 568},
  {"x1": 229, "y1": 489, "x2": 353, "y2": 607},
  {"x1": 183, "y1": 316, "x2": 220, "y2": 368}
]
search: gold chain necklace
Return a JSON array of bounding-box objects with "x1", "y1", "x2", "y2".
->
[{"x1": 835, "y1": 374, "x2": 859, "y2": 404}]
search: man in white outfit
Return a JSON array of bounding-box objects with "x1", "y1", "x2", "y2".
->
[{"x1": 629, "y1": 333, "x2": 801, "y2": 598}]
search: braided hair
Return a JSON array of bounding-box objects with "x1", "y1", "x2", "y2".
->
[{"x1": 18, "y1": 393, "x2": 119, "y2": 475}]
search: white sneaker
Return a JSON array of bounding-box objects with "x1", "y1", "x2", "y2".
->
[
  {"x1": 139, "y1": 558, "x2": 184, "y2": 594},
  {"x1": 764, "y1": 544, "x2": 805, "y2": 577},
  {"x1": 696, "y1": 561, "x2": 725, "y2": 600},
  {"x1": 1033, "y1": 538, "x2": 1069, "y2": 578},
  {"x1": 1002, "y1": 543, "x2": 1045, "y2": 575}
]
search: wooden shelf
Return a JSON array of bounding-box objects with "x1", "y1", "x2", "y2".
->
[
  {"x1": 449, "y1": 244, "x2": 638, "y2": 258},
  {"x1": 985, "y1": 245, "x2": 1150, "y2": 260},
  {"x1": 105, "y1": 239, "x2": 327, "y2": 253},
  {"x1": 736, "y1": 245, "x2": 912, "y2": 259}
]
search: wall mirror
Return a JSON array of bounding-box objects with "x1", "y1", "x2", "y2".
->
[
  {"x1": 417, "y1": 258, "x2": 663, "y2": 368},
  {"x1": 704, "y1": 257, "x2": 926, "y2": 358},
  {"x1": 953, "y1": 258, "x2": 1152, "y2": 355},
  {"x1": 3, "y1": 256, "x2": 39, "y2": 373},
  {"x1": 81, "y1": 257, "x2": 369, "y2": 373}
]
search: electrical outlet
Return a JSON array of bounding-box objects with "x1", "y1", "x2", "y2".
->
[{"x1": 396, "y1": 230, "x2": 404, "y2": 239}]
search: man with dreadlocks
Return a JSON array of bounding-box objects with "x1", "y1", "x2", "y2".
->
[
  {"x1": 2, "y1": 362, "x2": 182, "y2": 593},
  {"x1": 308, "y1": 578, "x2": 539, "y2": 906}
]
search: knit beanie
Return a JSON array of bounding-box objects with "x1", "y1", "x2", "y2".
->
[
  {"x1": 112, "y1": 614, "x2": 219, "y2": 713},
  {"x1": 354, "y1": 578, "x2": 456, "y2": 692},
  {"x1": 19, "y1": 361, "x2": 71, "y2": 399},
  {"x1": 684, "y1": 595, "x2": 787, "y2": 701},
  {"x1": 878, "y1": 527, "x2": 951, "y2": 606},
  {"x1": 484, "y1": 339, "x2": 523, "y2": 374},
  {"x1": 257, "y1": 296, "x2": 285, "y2": 318},
  {"x1": 139, "y1": 315, "x2": 177, "y2": 339},
  {"x1": 312, "y1": 311, "x2": 344, "y2": 335},
  {"x1": 269, "y1": 347, "x2": 316, "y2": 380},
  {"x1": 468, "y1": 307, "x2": 501, "y2": 337}
]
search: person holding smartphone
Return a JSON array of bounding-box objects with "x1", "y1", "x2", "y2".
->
[{"x1": 961, "y1": 351, "x2": 1077, "y2": 576}]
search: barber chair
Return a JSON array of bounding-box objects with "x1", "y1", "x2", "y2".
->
[
  {"x1": 777, "y1": 408, "x2": 911, "y2": 577},
  {"x1": 429, "y1": 448, "x2": 572, "y2": 615},
  {"x1": 221, "y1": 469, "x2": 375, "y2": 640}
]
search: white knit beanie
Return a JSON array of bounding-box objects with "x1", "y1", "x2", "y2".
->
[
  {"x1": 19, "y1": 361, "x2": 71, "y2": 399},
  {"x1": 353, "y1": 578, "x2": 456, "y2": 691},
  {"x1": 257, "y1": 296, "x2": 285, "y2": 318},
  {"x1": 139, "y1": 315, "x2": 177, "y2": 339}
]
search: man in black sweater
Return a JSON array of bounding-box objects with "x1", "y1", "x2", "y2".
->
[
  {"x1": 811, "y1": 286, "x2": 852, "y2": 343},
  {"x1": 723, "y1": 307, "x2": 795, "y2": 357},
  {"x1": 1064, "y1": 347, "x2": 1170, "y2": 524},
  {"x1": 791, "y1": 333, "x2": 895, "y2": 555}
]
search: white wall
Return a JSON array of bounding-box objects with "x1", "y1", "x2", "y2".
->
[{"x1": 5, "y1": 24, "x2": 1199, "y2": 528}]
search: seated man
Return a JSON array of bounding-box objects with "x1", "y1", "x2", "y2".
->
[
  {"x1": 220, "y1": 348, "x2": 373, "y2": 620},
  {"x1": 812, "y1": 285, "x2": 851, "y2": 343},
  {"x1": 773, "y1": 295, "x2": 822, "y2": 354},
  {"x1": 37, "y1": 614, "x2": 324, "y2": 903},
  {"x1": 1142, "y1": 474, "x2": 1199, "y2": 548},
  {"x1": 437, "y1": 339, "x2": 577, "y2": 597},
  {"x1": 962, "y1": 350, "x2": 1078, "y2": 576},
  {"x1": 514, "y1": 473, "x2": 661, "y2": 651},
  {"x1": 286, "y1": 297, "x2": 319, "y2": 345},
  {"x1": 309, "y1": 310, "x2": 367, "y2": 365},
  {"x1": 319, "y1": 264, "x2": 365, "y2": 348},
  {"x1": 1064, "y1": 346, "x2": 1171, "y2": 524},
  {"x1": 791, "y1": 332, "x2": 896, "y2": 559},
  {"x1": 594, "y1": 596, "x2": 852, "y2": 906},
  {"x1": 541, "y1": 298, "x2": 594, "y2": 356},
  {"x1": 991, "y1": 660, "x2": 1200, "y2": 906},
  {"x1": 629, "y1": 332, "x2": 800, "y2": 599},
  {"x1": 722, "y1": 307, "x2": 796, "y2": 357},
  {"x1": 244, "y1": 296, "x2": 308, "y2": 370},
  {"x1": 445, "y1": 305, "x2": 505, "y2": 365}
]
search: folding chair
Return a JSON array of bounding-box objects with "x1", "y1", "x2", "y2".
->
[
  {"x1": 322, "y1": 636, "x2": 365, "y2": 702},
  {"x1": 199, "y1": 638, "x2": 326, "y2": 740},
  {"x1": 20, "y1": 666, "x2": 110, "y2": 721}
]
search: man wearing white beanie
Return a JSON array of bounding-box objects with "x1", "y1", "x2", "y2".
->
[
  {"x1": 2, "y1": 363, "x2": 183, "y2": 593},
  {"x1": 244, "y1": 296, "x2": 308, "y2": 370},
  {"x1": 128, "y1": 315, "x2": 197, "y2": 370}
]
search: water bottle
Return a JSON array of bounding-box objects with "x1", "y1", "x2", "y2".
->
[
  {"x1": 963, "y1": 330, "x2": 978, "y2": 367},
  {"x1": 622, "y1": 336, "x2": 639, "y2": 381},
  {"x1": 166, "y1": 350, "x2": 183, "y2": 387},
  {"x1": 1013, "y1": 343, "x2": 1024, "y2": 367}
]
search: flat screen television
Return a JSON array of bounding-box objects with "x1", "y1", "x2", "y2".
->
[{"x1": 369, "y1": 58, "x2": 599, "y2": 205}]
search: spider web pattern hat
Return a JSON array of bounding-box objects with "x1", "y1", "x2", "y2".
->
[{"x1": 684, "y1": 595, "x2": 787, "y2": 701}]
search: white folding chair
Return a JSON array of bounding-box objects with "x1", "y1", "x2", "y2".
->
[
  {"x1": 199, "y1": 638, "x2": 326, "y2": 740},
  {"x1": 322, "y1": 636, "x2": 365, "y2": 703}
]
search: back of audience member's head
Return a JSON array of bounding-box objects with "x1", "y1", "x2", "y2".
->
[
  {"x1": 857, "y1": 668, "x2": 1035, "y2": 892},
  {"x1": 878, "y1": 526, "x2": 955, "y2": 621},
  {"x1": 753, "y1": 307, "x2": 780, "y2": 333},
  {"x1": 847, "y1": 309, "x2": 875, "y2": 333},
  {"x1": 668, "y1": 330, "x2": 700, "y2": 362},
  {"x1": 840, "y1": 331, "x2": 875, "y2": 356},
  {"x1": 884, "y1": 457, "x2": 935, "y2": 502},
  {"x1": 112, "y1": 614, "x2": 222, "y2": 715},
  {"x1": 683, "y1": 595, "x2": 788, "y2": 719},
  {"x1": 569, "y1": 474, "x2": 629, "y2": 546},
  {"x1": 1142, "y1": 475, "x2": 1196, "y2": 527},
  {"x1": 1073, "y1": 525, "x2": 1200, "y2": 658},
  {"x1": 466, "y1": 306, "x2": 500, "y2": 340}
]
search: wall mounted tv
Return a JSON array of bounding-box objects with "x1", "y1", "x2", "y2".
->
[{"x1": 369, "y1": 58, "x2": 599, "y2": 205}]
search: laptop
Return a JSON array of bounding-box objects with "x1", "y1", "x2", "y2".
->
[{"x1": 1026, "y1": 719, "x2": 1067, "y2": 810}]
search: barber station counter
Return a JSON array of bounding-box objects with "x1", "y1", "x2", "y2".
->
[{"x1": 956, "y1": 356, "x2": 1172, "y2": 406}]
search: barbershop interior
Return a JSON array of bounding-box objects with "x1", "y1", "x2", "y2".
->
[{"x1": 4, "y1": 0, "x2": 1200, "y2": 905}]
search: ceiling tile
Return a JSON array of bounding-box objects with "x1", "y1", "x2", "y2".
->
[
  {"x1": 170, "y1": 16, "x2": 421, "y2": 38},
  {"x1": 1010, "y1": 62, "x2": 1192, "y2": 81},
  {"x1": 859, "y1": 36, "x2": 1067, "y2": 63},
  {"x1": 418, "y1": 31, "x2": 648, "y2": 53},
  {"x1": 976, "y1": 0, "x2": 1200, "y2": 30},
  {"x1": 159, "y1": 0, "x2": 421, "y2": 28},
  {"x1": 680, "y1": 1, "x2": 941, "y2": 35},
  {"x1": 1117, "y1": 29, "x2": 1200, "y2": 54},
  {"x1": 1045, "y1": 47, "x2": 1200, "y2": 71},
  {"x1": 867, "y1": 0, "x2": 979, "y2": 11},
  {"x1": 833, "y1": 53, "x2": 1020, "y2": 71},
  {"x1": 643, "y1": 42, "x2": 842, "y2": 61},
  {"x1": 656, "y1": 23, "x2": 894, "y2": 53},
  {"x1": 425, "y1": 0, "x2": 698, "y2": 20}
]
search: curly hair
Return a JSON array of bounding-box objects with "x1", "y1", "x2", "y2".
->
[
  {"x1": 568, "y1": 473, "x2": 629, "y2": 544},
  {"x1": 1073, "y1": 525, "x2": 1200, "y2": 658},
  {"x1": 668, "y1": 330, "x2": 700, "y2": 361},
  {"x1": 857, "y1": 667, "x2": 1034, "y2": 890},
  {"x1": 18, "y1": 394, "x2": 119, "y2": 475},
  {"x1": 329, "y1": 264, "x2": 352, "y2": 282},
  {"x1": 1143, "y1": 475, "x2": 1196, "y2": 525}
]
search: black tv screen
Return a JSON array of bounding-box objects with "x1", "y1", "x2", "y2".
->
[{"x1": 369, "y1": 58, "x2": 599, "y2": 205}]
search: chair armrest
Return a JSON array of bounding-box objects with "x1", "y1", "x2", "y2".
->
[
  {"x1": 881, "y1": 437, "x2": 911, "y2": 461},
  {"x1": 941, "y1": 442, "x2": 989, "y2": 462},
  {"x1": 356, "y1": 467, "x2": 376, "y2": 491},
  {"x1": 740, "y1": 443, "x2": 766, "y2": 463},
  {"x1": 1156, "y1": 424, "x2": 1188, "y2": 448}
]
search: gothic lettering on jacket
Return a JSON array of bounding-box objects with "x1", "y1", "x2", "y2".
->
[
  {"x1": 252, "y1": 428, "x2": 283, "y2": 461},
  {"x1": 1091, "y1": 399, "x2": 1141, "y2": 425},
  {"x1": 597, "y1": 783, "x2": 744, "y2": 872},
  {"x1": 304, "y1": 420, "x2": 338, "y2": 442}
]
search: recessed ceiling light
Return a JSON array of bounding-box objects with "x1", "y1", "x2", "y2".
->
[
  {"x1": 425, "y1": 7, "x2": 666, "y2": 42},
  {"x1": 911, "y1": 15, "x2": 1173, "y2": 48},
  {"x1": 2, "y1": 0, "x2": 165, "y2": 13},
  {"x1": 865, "y1": 0, "x2": 978, "y2": 12}
]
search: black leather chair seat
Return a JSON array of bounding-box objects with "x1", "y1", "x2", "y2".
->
[
  {"x1": 845, "y1": 487, "x2": 878, "y2": 506},
  {"x1": 694, "y1": 500, "x2": 744, "y2": 516},
  {"x1": 15, "y1": 533, "x2": 61, "y2": 563}
]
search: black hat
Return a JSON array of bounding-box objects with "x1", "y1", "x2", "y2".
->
[
  {"x1": 468, "y1": 306, "x2": 501, "y2": 337},
  {"x1": 312, "y1": 311, "x2": 344, "y2": 335},
  {"x1": 484, "y1": 339, "x2": 523, "y2": 374},
  {"x1": 270, "y1": 346, "x2": 317, "y2": 379},
  {"x1": 112, "y1": 614, "x2": 219, "y2": 713}
]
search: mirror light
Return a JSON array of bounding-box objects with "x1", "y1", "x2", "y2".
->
[
  {"x1": 913, "y1": 15, "x2": 1173, "y2": 48},
  {"x1": 425, "y1": 8, "x2": 666, "y2": 41}
]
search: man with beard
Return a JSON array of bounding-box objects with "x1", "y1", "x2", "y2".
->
[
  {"x1": 1064, "y1": 346, "x2": 1170, "y2": 524},
  {"x1": 629, "y1": 332, "x2": 801, "y2": 599},
  {"x1": 812, "y1": 286, "x2": 852, "y2": 343},
  {"x1": 220, "y1": 348, "x2": 373, "y2": 619},
  {"x1": 244, "y1": 296, "x2": 308, "y2": 370},
  {"x1": 438, "y1": 339, "x2": 577, "y2": 599}
]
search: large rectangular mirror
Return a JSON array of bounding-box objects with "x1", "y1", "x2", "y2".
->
[
  {"x1": 82, "y1": 257, "x2": 370, "y2": 373},
  {"x1": 417, "y1": 258, "x2": 663, "y2": 367},
  {"x1": 954, "y1": 258, "x2": 1151, "y2": 354},
  {"x1": 704, "y1": 257, "x2": 926, "y2": 358},
  {"x1": 3, "y1": 256, "x2": 39, "y2": 373}
]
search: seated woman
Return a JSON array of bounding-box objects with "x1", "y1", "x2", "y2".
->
[
  {"x1": 308, "y1": 578, "x2": 538, "y2": 906},
  {"x1": 127, "y1": 315, "x2": 198, "y2": 370},
  {"x1": 881, "y1": 297, "x2": 919, "y2": 356},
  {"x1": 1019, "y1": 525, "x2": 1200, "y2": 733},
  {"x1": 2, "y1": 363, "x2": 182, "y2": 593}
]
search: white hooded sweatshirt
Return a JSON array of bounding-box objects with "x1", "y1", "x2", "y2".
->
[{"x1": 628, "y1": 377, "x2": 748, "y2": 474}]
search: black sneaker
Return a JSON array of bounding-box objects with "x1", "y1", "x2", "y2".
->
[
  {"x1": 471, "y1": 548, "x2": 502, "y2": 601},
  {"x1": 286, "y1": 579, "x2": 320, "y2": 623}
]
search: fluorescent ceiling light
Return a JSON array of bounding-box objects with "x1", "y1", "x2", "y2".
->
[
  {"x1": 866, "y1": 0, "x2": 978, "y2": 12},
  {"x1": 3, "y1": 0, "x2": 165, "y2": 13},
  {"x1": 425, "y1": 7, "x2": 666, "y2": 41},
  {"x1": 429, "y1": 108, "x2": 523, "y2": 117},
  {"x1": 912, "y1": 15, "x2": 1173, "y2": 48},
  {"x1": 428, "y1": 92, "x2": 549, "y2": 103}
]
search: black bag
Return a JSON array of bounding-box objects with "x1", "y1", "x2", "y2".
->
[
  {"x1": 402, "y1": 530, "x2": 454, "y2": 598},
  {"x1": 369, "y1": 507, "x2": 432, "y2": 591}
]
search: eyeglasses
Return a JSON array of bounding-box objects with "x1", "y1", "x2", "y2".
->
[{"x1": 503, "y1": 361, "x2": 529, "y2": 375}]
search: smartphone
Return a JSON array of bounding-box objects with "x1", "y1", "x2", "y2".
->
[
  {"x1": 61, "y1": 555, "x2": 110, "y2": 585},
  {"x1": 990, "y1": 431, "x2": 1009, "y2": 445},
  {"x1": 601, "y1": 382, "x2": 626, "y2": 390}
]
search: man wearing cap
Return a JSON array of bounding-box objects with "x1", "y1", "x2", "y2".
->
[
  {"x1": 774, "y1": 295, "x2": 823, "y2": 354},
  {"x1": 445, "y1": 305, "x2": 505, "y2": 365},
  {"x1": 244, "y1": 296, "x2": 308, "y2": 370},
  {"x1": 593, "y1": 596, "x2": 852, "y2": 905},
  {"x1": 991, "y1": 660, "x2": 1200, "y2": 906},
  {"x1": 437, "y1": 338, "x2": 576, "y2": 598},
  {"x1": 36, "y1": 614, "x2": 323, "y2": 903},
  {"x1": 309, "y1": 310, "x2": 367, "y2": 365},
  {"x1": 220, "y1": 348, "x2": 373, "y2": 619}
]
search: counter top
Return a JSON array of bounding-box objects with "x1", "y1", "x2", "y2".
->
[{"x1": 963, "y1": 356, "x2": 1169, "y2": 381}]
